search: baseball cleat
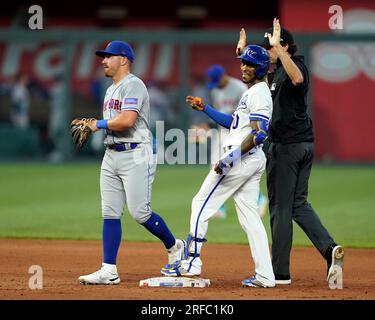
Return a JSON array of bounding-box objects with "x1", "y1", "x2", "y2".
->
[
  {"x1": 161, "y1": 258, "x2": 202, "y2": 277},
  {"x1": 275, "y1": 274, "x2": 292, "y2": 285},
  {"x1": 327, "y1": 245, "x2": 344, "y2": 289},
  {"x1": 166, "y1": 239, "x2": 187, "y2": 265},
  {"x1": 242, "y1": 275, "x2": 275, "y2": 288},
  {"x1": 78, "y1": 264, "x2": 120, "y2": 285}
]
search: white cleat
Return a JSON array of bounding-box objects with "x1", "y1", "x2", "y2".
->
[
  {"x1": 242, "y1": 274, "x2": 275, "y2": 288},
  {"x1": 166, "y1": 239, "x2": 187, "y2": 265},
  {"x1": 327, "y1": 245, "x2": 344, "y2": 289},
  {"x1": 275, "y1": 275, "x2": 292, "y2": 285},
  {"x1": 161, "y1": 257, "x2": 202, "y2": 277},
  {"x1": 78, "y1": 264, "x2": 120, "y2": 285},
  {"x1": 275, "y1": 279, "x2": 292, "y2": 285}
]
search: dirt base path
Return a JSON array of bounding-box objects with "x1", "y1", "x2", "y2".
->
[{"x1": 0, "y1": 239, "x2": 373, "y2": 300}]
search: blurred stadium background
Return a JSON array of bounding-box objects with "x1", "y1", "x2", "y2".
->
[{"x1": 0, "y1": 0, "x2": 374, "y2": 247}]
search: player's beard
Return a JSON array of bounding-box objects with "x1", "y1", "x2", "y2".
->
[
  {"x1": 103, "y1": 67, "x2": 114, "y2": 77},
  {"x1": 241, "y1": 71, "x2": 256, "y2": 85}
]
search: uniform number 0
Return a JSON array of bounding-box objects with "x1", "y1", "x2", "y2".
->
[{"x1": 231, "y1": 113, "x2": 239, "y2": 130}]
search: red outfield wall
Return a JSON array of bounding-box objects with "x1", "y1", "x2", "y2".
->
[
  {"x1": 0, "y1": 0, "x2": 374, "y2": 161},
  {"x1": 281, "y1": 0, "x2": 375, "y2": 162}
]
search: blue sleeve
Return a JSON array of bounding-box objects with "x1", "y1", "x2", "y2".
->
[{"x1": 203, "y1": 104, "x2": 232, "y2": 129}]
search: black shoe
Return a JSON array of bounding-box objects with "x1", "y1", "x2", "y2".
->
[{"x1": 275, "y1": 274, "x2": 291, "y2": 285}]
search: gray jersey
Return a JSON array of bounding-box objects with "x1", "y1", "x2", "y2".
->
[
  {"x1": 103, "y1": 73, "x2": 150, "y2": 145},
  {"x1": 211, "y1": 77, "x2": 247, "y2": 114}
]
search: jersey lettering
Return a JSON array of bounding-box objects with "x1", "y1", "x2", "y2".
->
[
  {"x1": 223, "y1": 82, "x2": 272, "y2": 149},
  {"x1": 103, "y1": 98, "x2": 122, "y2": 112},
  {"x1": 102, "y1": 74, "x2": 150, "y2": 144},
  {"x1": 237, "y1": 94, "x2": 248, "y2": 110},
  {"x1": 231, "y1": 113, "x2": 240, "y2": 130}
]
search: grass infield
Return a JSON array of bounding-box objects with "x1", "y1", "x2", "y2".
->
[{"x1": 0, "y1": 163, "x2": 374, "y2": 248}]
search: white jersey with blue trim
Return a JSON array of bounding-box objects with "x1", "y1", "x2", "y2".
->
[
  {"x1": 222, "y1": 81, "x2": 273, "y2": 149},
  {"x1": 102, "y1": 73, "x2": 151, "y2": 145}
]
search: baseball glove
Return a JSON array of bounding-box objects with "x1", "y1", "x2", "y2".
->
[{"x1": 70, "y1": 118, "x2": 95, "y2": 149}]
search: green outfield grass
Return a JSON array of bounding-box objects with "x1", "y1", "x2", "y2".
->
[{"x1": 0, "y1": 163, "x2": 374, "y2": 248}]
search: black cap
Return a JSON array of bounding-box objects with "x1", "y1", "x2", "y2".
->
[{"x1": 260, "y1": 27, "x2": 294, "y2": 49}]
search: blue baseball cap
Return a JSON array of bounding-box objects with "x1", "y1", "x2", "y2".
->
[
  {"x1": 96, "y1": 41, "x2": 135, "y2": 63},
  {"x1": 206, "y1": 64, "x2": 225, "y2": 89}
]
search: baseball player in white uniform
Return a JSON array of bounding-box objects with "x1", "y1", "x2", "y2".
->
[
  {"x1": 206, "y1": 65, "x2": 248, "y2": 219},
  {"x1": 206, "y1": 64, "x2": 248, "y2": 163},
  {"x1": 78, "y1": 41, "x2": 185, "y2": 285},
  {"x1": 162, "y1": 45, "x2": 275, "y2": 288}
]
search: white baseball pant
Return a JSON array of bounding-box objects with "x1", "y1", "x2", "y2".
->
[{"x1": 190, "y1": 148, "x2": 274, "y2": 282}]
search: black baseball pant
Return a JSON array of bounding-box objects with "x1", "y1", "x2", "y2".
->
[{"x1": 266, "y1": 142, "x2": 335, "y2": 277}]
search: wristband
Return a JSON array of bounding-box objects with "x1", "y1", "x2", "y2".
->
[{"x1": 96, "y1": 119, "x2": 108, "y2": 129}]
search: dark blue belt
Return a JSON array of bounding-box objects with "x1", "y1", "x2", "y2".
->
[{"x1": 107, "y1": 143, "x2": 139, "y2": 152}]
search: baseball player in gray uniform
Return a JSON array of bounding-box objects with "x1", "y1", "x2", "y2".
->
[{"x1": 78, "y1": 41, "x2": 185, "y2": 285}]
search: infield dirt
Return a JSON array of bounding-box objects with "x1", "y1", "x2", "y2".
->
[{"x1": 0, "y1": 239, "x2": 374, "y2": 300}]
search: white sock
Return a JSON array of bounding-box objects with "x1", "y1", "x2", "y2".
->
[
  {"x1": 102, "y1": 263, "x2": 117, "y2": 274},
  {"x1": 167, "y1": 240, "x2": 178, "y2": 253}
]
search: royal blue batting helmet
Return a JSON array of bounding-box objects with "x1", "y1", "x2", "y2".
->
[
  {"x1": 237, "y1": 45, "x2": 270, "y2": 79},
  {"x1": 96, "y1": 41, "x2": 135, "y2": 63}
]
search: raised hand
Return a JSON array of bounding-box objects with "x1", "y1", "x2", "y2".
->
[
  {"x1": 236, "y1": 28, "x2": 247, "y2": 56},
  {"x1": 267, "y1": 18, "x2": 281, "y2": 47}
]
